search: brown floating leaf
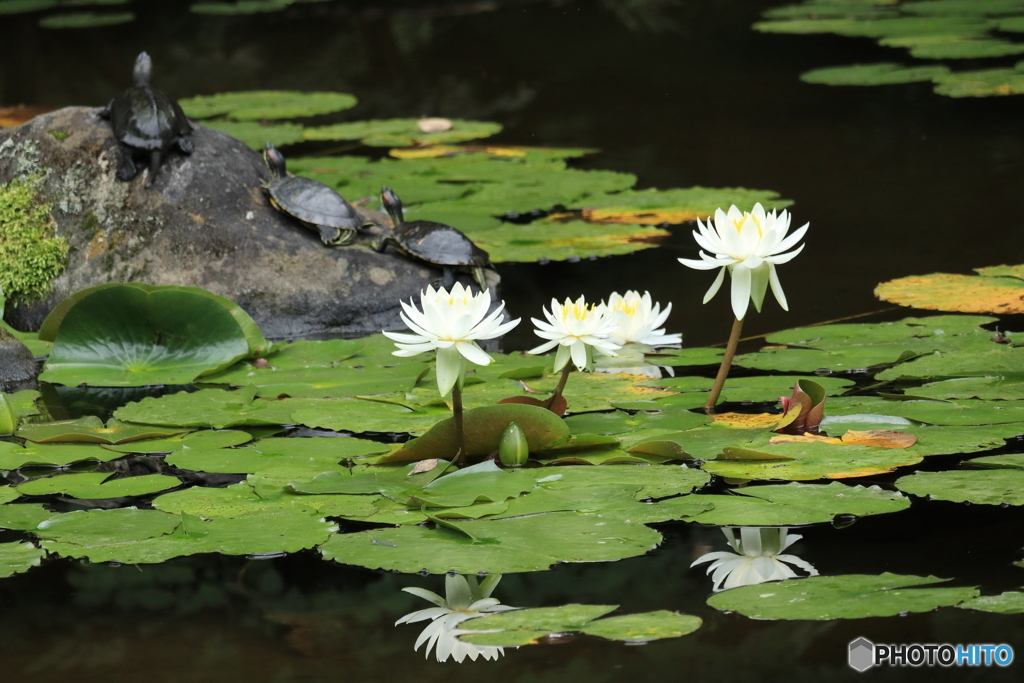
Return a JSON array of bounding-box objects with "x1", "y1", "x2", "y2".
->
[
  {"x1": 581, "y1": 208, "x2": 705, "y2": 226},
  {"x1": 841, "y1": 430, "x2": 917, "y2": 449},
  {"x1": 875, "y1": 271, "x2": 1024, "y2": 314},
  {"x1": 409, "y1": 458, "x2": 442, "y2": 474},
  {"x1": 711, "y1": 412, "x2": 783, "y2": 429},
  {"x1": 770, "y1": 434, "x2": 843, "y2": 445}
]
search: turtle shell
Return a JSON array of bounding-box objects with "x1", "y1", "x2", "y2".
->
[
  {"x1": 110, "y1": 85, "x2": 191, "y2": 150},
  {"x1": 267, "y1": 176, "x2": 361, "y2": 230},
  {"x1": 393, "y1": 221, "x2": 490, "y2": 267}
]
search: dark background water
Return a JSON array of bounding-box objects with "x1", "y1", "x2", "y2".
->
[{"x1": 2, "y1": 1, "x2": 1024, "y2": 680}]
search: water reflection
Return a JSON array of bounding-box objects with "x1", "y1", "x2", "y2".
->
[
  {"x1": 396, "y1": 573, "x2": 518, "y2": 663},
  {"x1": 691, "y1": 527, "x2": 818, "y2": 592}
]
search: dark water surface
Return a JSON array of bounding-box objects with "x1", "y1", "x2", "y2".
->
[{"x1": 3, "y1": 1, "x2": 1024, "y2": 680}]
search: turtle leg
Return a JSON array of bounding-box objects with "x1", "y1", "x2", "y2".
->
[
  {"x1": 316, "y1": 224, "x2": 342, "y2": 245},
  {"x1": 115, "y1": 143, "x2": 139, "y2": 181},
  {"x1": 441, "y1": 266, "x2": 456, "y2": 289},
  {"x1": 176, "y1": 136, "x2": 194, "y2": 155},
  {"x1": 143, "y1": 150, "x2": 163, "y2": 187},
  {"x1": 334, "y1": 229, "x2": 356, "y2": 246},
  {"x1": 98, "y1": 100, "x2": 113, "y2": 120},
  {"x1": 472, "y1": 266, "x2": 489, "y2": 292}
]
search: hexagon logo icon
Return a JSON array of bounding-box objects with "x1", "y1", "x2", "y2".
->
[{"x1": 849, "y1": 637, "x2": 875, "y2": 672}]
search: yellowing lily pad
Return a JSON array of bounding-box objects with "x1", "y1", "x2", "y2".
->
[{"x1": 876, "y1": 270, "x2": 1024, "y2": 314}]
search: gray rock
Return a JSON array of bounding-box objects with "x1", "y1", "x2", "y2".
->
[
  {"x1": 0, "y1": 326, "x2": 38, "y2": 392},
  {"x1": 0, "y1": 106, "x2": 498, "y2": 339}
]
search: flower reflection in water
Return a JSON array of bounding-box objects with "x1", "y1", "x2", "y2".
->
[
  {"x1": 396, "y1": 573, "x2": 518, "y2": 663},
  {"x1": 691, "y1": 527, "x2": 818, "y2": 592}
]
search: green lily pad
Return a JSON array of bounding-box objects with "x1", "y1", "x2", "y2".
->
[
  {"x1": 644, "y1": 347, "x2": 724, "y2": 368},
  {"x1": 912, "y1": 376, "x2": 1024, "y2": 400},
  {"x1": 39, "y1": 509, "x2": 337, "y2": 564},
  {"x1": 0, "y1": 541, "x2": 45, "y2": 578},
  {"x1": 708, "y1": 574, "x2": 977, "y2": 620},
  {"x1": 34, "y1": 508, "x2": 182, "y2": 545},
  {"x1": 933, "y1": 68, "x2": 1024, "y2": 97},
  {"x1": 17, "y1": 473, "x2": 182, "y2": 499},
  {"x1": 460, "y1": 604, "x2": 617, "y2": 646},
  {"x1": 700, "y1": 441, "x2": 923, "y2": 481},
  {"x1": 0, "y1": 1, "x2": 60, "y2": 16},
  {"x1": 39, "y1": 11, "x2": 134, "y2": 28},
  {"x1": 166, "y1": 435, "x2": 390, "y2": 475},
  {"x1": 895, "y1": 468, "x2": 1024, "y2": 506},
  {"x1": 474, "y1": 219, "x2": 668, "y2": 264},
  {"x1": 290, "y1": 397, "x2": 449, "y2": 435},
  {"x1": 957, "y1": 591, "x2": 1024, "y2": 614},
  {"x1": 801, "y1": 62, "x2": 951, "y2": 86},
  {"x1": 0, "y1": 503, "x2": 57, "y2": 531},
  {"x1": 380, "y1": 404, "x2": 570, "y2": 464},
  {"x1": 204, "y1": 362, "x2": 428, "y2": 399},
  {"x1": 115, "y1": 387, "x2": 315, "y2": 429},
  {"x1": 530, "y1": 464, "x2": 710, "y2": 499},
  {"x1": 968, "y1": 454, "x2": 1024, "y2": 470},
  {"x1": 304, "y1": 119, "x2": 502, "y2": 147},
  {"x1": 408, "y1": 461, "x2": 537, "y2": 508},
  {"x1": 577, "y1": 186, "x2": 791, "y2": 224},
  {"x1": 642, "y1": 375, "x2": 854, "y2": 405},
  {"x1": 201, "y1": 120, "x2": 304, "y2": 150},
  {"x1": 17, "y1": 416, "x2": 188, "y2": 444},
  {"x1": 39, "y1": 284, "x2": 267, "y2": 387},
  {"x1": 152, "y1": 480, "x2": 381, "y2": 519},
  {"x1": 287, "y1": 461, "x2": 449, "y2": 497},
  {"x1": 321, "y1": 511, "x2": 662, "y2": 574},
  {"x1": 102, "y1": 429, "x2": 253, "y2": 454},
  {"x1": 876, "y1": 347, "x2": 1024, "y2": 381},
  {"x1": 683, "y1": 482, "x2": 909, "y2": 526},
  {"x1": 828, "y1": 397, "x2": 1024, "y2": 425},
  {"x1": 0, "y1": 442, "x2": 124, "y2": 468},
  {"x1": 577, "y1": 611, "x2": 702, "y2": 642},
  {"x1": 189, "y1": 1, "x2": 293, "y2": 16},
  {"x1": 179, "y1": 90, "x2": 357, "y2": 120}
]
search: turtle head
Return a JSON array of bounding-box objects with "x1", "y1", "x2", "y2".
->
[
  {"x1": 380, "y1": 186, "x2": 404, "y2": 226},
  {"x1": 263, "y1": 142, "x2": 287, "y2": 178},
  {"x1": 132, "y1": 52, "x2": 152, "y2": 87}
]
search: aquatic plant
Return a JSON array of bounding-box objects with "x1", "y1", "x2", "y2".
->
[
  {"x1": 678, "y1": 203, "x2": 808, "y2": 409},
  {"x1": 384, "y1": 283, "x2": 519, "y2": 463},
  {"x1": 691, "y1": 527, "x2": 818, "y2": 592},
  {"x1": 601, "y1": 290, "x2": 680, "y2": 347},
  {"x1": 396, "y1": 574, "x2": 517, "y2": 663}
]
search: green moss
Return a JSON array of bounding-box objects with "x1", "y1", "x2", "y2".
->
[
  {"x1": 47, "y1": 129, "x2": 68, "y2": 141},
  {"x1": 0, "y1": 178, "x2": 68, "y2": 303}
]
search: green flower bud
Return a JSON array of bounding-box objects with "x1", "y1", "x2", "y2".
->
[
  {"x1": 0, "y1": 393, "x2": 15, "y2": 435},
  {"x1": 498, "y1": 422, "x2": 529, "y2": 467}
]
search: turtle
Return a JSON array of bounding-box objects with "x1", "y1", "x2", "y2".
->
[
  {"x1": 99, "y1": 52, "x2": 193, "y2": 188},
  {"x1": 262, "y1": 142, "x2": 366, "y2": 246},
  {"x1": 378, "y1": 185, "x2": 491, "y2": 291}
]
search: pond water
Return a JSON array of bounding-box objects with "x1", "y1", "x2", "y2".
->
[{"x1": 3, "y1": 0, "x2": 1024, "y2": 680}]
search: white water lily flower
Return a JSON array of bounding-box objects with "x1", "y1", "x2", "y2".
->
[
  {"x1": 383, "y1": 283, "x2": 520, "y2": 396},
  {"x1": 396, "y1": 574, "x2": 518, "y2": 663},
  {"x1": 678, "y1": 204, "x2": 808, "y2": 320},
  {"x1": 528, "y1": 295, "x2": 622, "y2": 372},
  {"x1": 603, "y1": 290, "x2": 681, "y2": 347},
  {"x1": 691, "y1": 527, "x2": 818, "y2": 592}
]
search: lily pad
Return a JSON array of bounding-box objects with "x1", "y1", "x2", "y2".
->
[
  {"x1": 165, "y1": 435, "x2": 390, "y2": 475},
  {"x1": 39, "y1": 284, "x2": 267, "y2": 387},
  {"x1": 0, "y1": 541, "x2": 45, "y2": 578},
  {"x1": 17, "y1": 416, "x2": 188, "y2": 444},
  {"x1": 303, "y1": 119, "x2": 502, "y2": 147},
  {"x1": 321, "y1": 511, "x2": 662, "y2": 574},
  {"x1": 708, "y1": 573, "x2": 977, "y2": 620},
  {"x1": 460, "y1": 604, "x2": 617, "y2": 646},
  {"x1": 642, "y1": 375, "x2": 854, "y2": 405},
  {"x1": 204, "y1": 362, "x2": 427, "y2": 399},
  {"x1": 39, "y1": 509, "x2": 338, "y2": 564},
  {"x1": 17, "y1": 473, "x2": 182, "y2": 499},
  {"x1": 0, "y1": 503, "x2": 57, "y2": 531},
  {"x1": 683, "y1": 482, "x2": 909, "y2": 526},
  {"x1": 201, "y1": 120, "x2": 304, "y2": 150},
  {"x1": 957, "y1": 591, "x2": 1024, "y2": 614},
  {"x1": 289, "y1": 397, "x2": 449, "y2": 435},
  {"x1": 700, "y1": 441, "x2": 923, "y2": 481},
  {"x1": 801, "y1": 62, "x2": 951, "y2": 86},
  {"x1": 577, "y1": 611, "x2": 702, "y2": 642},
  {"x1": 408, "y1": 461, "x2": 537, "y2": 508},
  {"x1": 0, "y1": 441, "x2": 125, "y2": 468},
  {"x1": 933, "y1": 68, "x2": 1024, "y2": 97},
  {"x1": 102, "y1": 429, "x2": 253, "y2": 454},
  {"x1": 577, "y1": 186, "x2": 791, "y2": 225},
  {"x1": 895, "y1": 468, "x2": 1024, "y2": 506},
  {"x1": 178, "y1": 91, "x2": 357, "y2": 120},
  {"x1": 39, "y1": 11, "x2": 134, "y2": 28},
  {"x1": 152, "y1": 480, "x2": 381, "y2": 519},
  {"x1": 876, "y1": 269, "x2": 1024, "y2": 314},
  {"x1": 115, "y1": 387, "x2": 314, "y2": 429}
]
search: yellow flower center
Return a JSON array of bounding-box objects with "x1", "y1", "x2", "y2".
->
[
  {"x1": 561, "y1": 300, "x2": 596, "y2": 321},
  {"x1": 731, "y1": 212, "x2": 763, "y2": 237}
]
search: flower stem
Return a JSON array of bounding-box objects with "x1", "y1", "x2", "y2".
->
[
  {"x1": 705, "y1": 316, "x2": 745, "y2": 413},
  {"x1": 552, "y1": 363, "x2": 573, "y2": 401},
  {"x1": 451, "y1": 384, "x2": 466, "y2": 466}
]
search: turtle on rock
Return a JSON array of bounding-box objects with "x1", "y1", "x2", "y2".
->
[
  {"x1": 262, "y1": 142, "x2": 366, "y2": 246},
  {"x1": 378, "y1": 186, "x2": 491, "y2": 291},
  {"x1": 99, "y1": 52, "x2": 193, "y2": 187}
]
